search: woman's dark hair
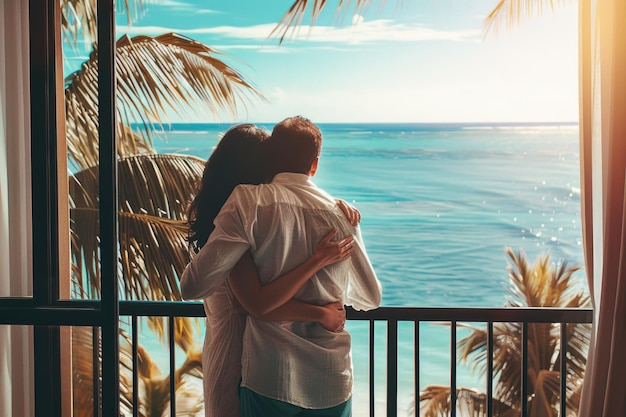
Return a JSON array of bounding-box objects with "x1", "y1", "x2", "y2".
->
[{"x1": 186, "y1": 124, "x2": 270, "y2": 252}]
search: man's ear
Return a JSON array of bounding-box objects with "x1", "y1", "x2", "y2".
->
[{"x1": 308, "y1": 157, "x2": 319, "y2": 176}]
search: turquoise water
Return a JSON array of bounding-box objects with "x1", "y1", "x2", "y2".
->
[{"x1": 148, "y1": 122, "x2": 586, "y2": 414}]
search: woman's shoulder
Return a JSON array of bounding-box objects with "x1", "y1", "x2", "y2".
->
[
  {"x1": 230, "y1": 183, "x2": 262, "y2": 199},
  {"x1": 227, "y1": 183, "x2": 276, "y2": 210}
]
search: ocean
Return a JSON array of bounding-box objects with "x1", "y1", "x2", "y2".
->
[{"x1": 147, "y1": 121, "x2": 586, "y2": 415}]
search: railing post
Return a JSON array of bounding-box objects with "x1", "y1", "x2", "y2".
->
[
  {"x1": 487, "y1": 322, "x2": 494, "y2": 417},
  {"x1": 560, "y1": 323, "x2": 567, "y2": 416},
  {"x1": 169, "y1": 316, "x2": 177, "y2": 417},
  {"x1": 370, "y1": 320, "x2": 375, "y2": 417},
  {"x1": 521, "y1": 323, "x2": 528, "y2": 417},
  {"x1": 387, "y1": 320, "x2": 398, "y2": 417},
  {"x1": 414, "y1": 321, "x2": 420, "y2": 417},
  {"x1": 451, "y1": 320, "x2": 457, "y2": 417},
  {"x1": 132, "y1": 316, "x2": 139, "y2": 417}
]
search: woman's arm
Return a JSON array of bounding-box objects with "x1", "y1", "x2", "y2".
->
[
  {"x1": 228, "y1": 229, "x2": 354, "y2": 317},
  {"x1": 260, "y1": 300, "x2": 346, "y2": 332}
]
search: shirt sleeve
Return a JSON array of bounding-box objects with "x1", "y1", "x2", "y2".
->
[
  {"x1": 180, "y1": 192, "x2": 252, "y2": 300},
  {"x1": 345, "y1": 226, "x2": 382, "y2": 311}
]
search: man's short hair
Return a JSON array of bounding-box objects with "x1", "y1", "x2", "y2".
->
[{"x1": 267, "y1": 116, "x2": 322, "y2": 175}]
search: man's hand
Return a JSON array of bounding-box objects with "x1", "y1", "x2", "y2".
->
[{"x1": 319, "y1": 301, "x2": 346, "y2": 332}]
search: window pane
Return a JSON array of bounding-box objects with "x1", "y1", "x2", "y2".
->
[{"x1": 61, "y1": 0, "x2": 103, "y2": 301}]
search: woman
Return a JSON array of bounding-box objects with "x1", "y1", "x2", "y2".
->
[{"x1": 186, "y1": 124, "x2": 360, "y2": 417}]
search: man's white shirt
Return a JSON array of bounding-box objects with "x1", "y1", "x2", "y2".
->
[{"x1": 181, "y1": 172, "x2": 382, "y2": 409}]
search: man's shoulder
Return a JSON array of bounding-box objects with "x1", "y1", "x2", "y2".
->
[{"x1": 231, "y1": 179, "x2": 337, "y2": 210}]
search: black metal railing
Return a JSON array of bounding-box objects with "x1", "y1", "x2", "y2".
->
[{"x1": 118, "y1": 301, "x2": 593, "y2": 417}]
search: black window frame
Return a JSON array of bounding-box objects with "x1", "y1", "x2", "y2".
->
[{"x1": 0, "y1": 0, "x2": 120, "y2": 416}]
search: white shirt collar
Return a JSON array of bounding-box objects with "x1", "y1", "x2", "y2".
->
[{"x1": 271, "y1": 172, "x2": 311, "y2": 185}]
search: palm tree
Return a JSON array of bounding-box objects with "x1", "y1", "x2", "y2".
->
[{"x1": 417, "y1": 247, "x2": 591, "y2": 417}]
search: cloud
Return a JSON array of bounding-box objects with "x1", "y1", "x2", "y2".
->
[
  {"x1": 352, "y1": 14, "x2": 365, "y2": 25},
  {"x1": 269, "y1": 87, "x2": 287, "y2": 100},
  {"x1": 293, "y1": 19, "x2": 480, "y2": 43},
  {"x1": 117, "y1": 19, "x2": 479, "y2": 45},
  {"x1": 116, "y1": 23, "x2": 276, "y2": 39},
  {"x1": 148, "y1": 0, "x2": 220, "y2": 15}
]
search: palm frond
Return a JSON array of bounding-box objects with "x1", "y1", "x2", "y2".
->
[
  {"x1": 121, "y1": 33, "x2": 263, "y2": 118},
  {"x1": 529, "y1": 369, "x2": 560, "y2": 417},
  {"x1": 419, "y1": 385, "x2": 452, "y2": 417},
  {"x1": 143, "y1": 315, "x2": 200, "y2": 354},
  {"x1": 118, "y1": 154, "x2": 205, "y2": 220},
  {"x1": 61, "y1": 0, "x2": 146, "y2": 45},
  {"x1": 566, "y1": 377, "x2": 583, "y2": 414},
  {"x1": 563, "y1": 320, "x2": 591, "y2": 379},
  {"x1": 270, "y1": 0, "x2": 388, "y2": 44},
  {"x1": 65, "y1": 45, "x2": 157, "y2": 171},
  {"x1": 69, "y1": 209, "x2": 190, "y2": 300},
  {"x1": 61, "y1": 0, "x2": 98, "y2": 45},
  {"x1": 130, "y1": 212, "x2": 189, "y2": 300},
  {"x1": 65, "y1": 34, "x2": 263, "y2": 170},
  {"x1": 70, "y1": 154, "x2": 205, "y2": 300},
  {"x1": 69, "y1": 206, "x2": 200, "y2": 353},
  {"x1": 72, "y1": 327, "x2": 100, "y2": 417},
  {"x1": 504, "y1": 247, "x2": 584, "y2": 309},
  {"x1": 71, "y1": 153, "x2": 205, "y2": 218},
  {"x1": 483, "y1": 0, "x2": 571, "y2": 37},
  {"x1": 174, "y1": 350, "x2": 203, "y2": 381},
  {"x1": 70, "y1": 207, "x2": 101, "y2": 299},
  {"x1": 419, "y1": 385, "x2": 488, "y2": 417},
  {"x1": 70, "y1": 154, "x2": 204, "y2": 351},
  {"x1": 119, "y1": 341, "x2": 203, "y2": 417}
]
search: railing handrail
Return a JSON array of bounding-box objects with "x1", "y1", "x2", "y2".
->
[
  {"x1": 0, "y1": 300, "x2": 591, "y2": 327},
  {"x1": 117, "y1": 300, "x2": 593, "y2": 322}
]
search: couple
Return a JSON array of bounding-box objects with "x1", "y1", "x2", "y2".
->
[{"x1": 181, "y1": 116, "x2": 382, "y2": 417}]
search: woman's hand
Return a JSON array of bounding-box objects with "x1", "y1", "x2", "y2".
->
[
  {"x1": 312, "y1": 229, "x2": 354, "y2": 269},
  {"x1": 336, "y1": 199, "x2": 361, "y2": 226},
  {"x1": 319, "y1": 301, "x2": 346, "y2": 332}
]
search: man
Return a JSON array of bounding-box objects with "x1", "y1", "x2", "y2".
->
[{"x1": 180, "y1": 116, "x2": 381, "y2": 416}]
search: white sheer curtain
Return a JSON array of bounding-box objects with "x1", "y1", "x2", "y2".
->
[
  {"x1": 578, "y1": 0, "x2": 626, "y2": 415},
  {"x1": 0, "y1": 1, "x2": 34, "y2": 416}
]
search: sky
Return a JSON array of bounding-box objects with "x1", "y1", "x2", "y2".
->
[{"x1": 95, "y1": 0, "x2": 579, "y2": 123}]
